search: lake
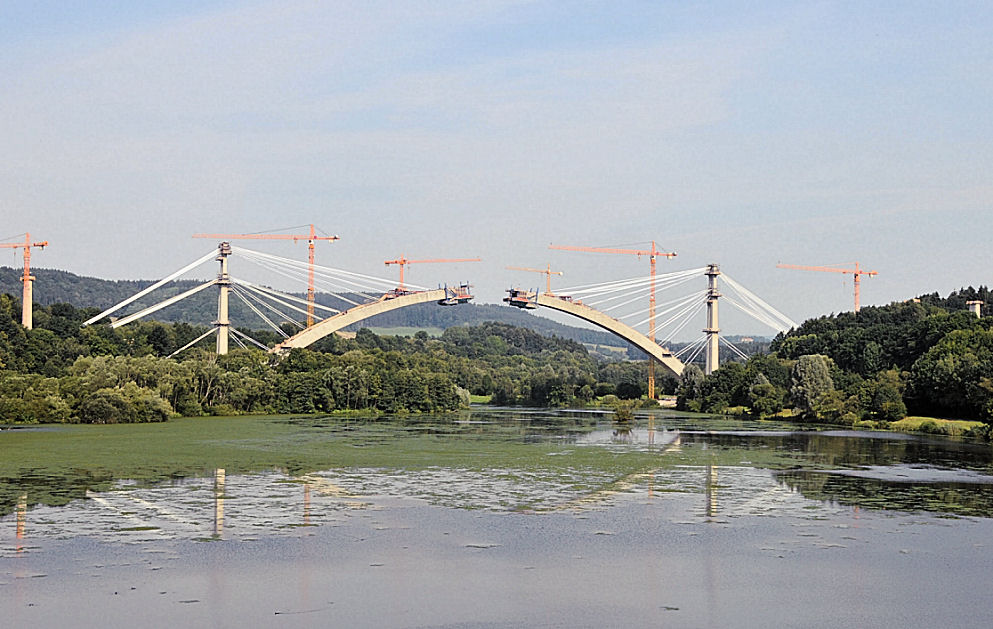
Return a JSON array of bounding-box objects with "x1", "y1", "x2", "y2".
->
[{"x1": 3, "y1": 409, "x2": 993, "y2": 628}]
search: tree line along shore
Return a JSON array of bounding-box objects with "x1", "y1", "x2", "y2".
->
[{"x1": 0, "y1": 287, "x2": 990, "y2": 440}]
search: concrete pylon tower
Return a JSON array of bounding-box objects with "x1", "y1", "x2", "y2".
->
[
  {"x1": 704, "y1": 264, "x2": 721, "y2": 375},
  {"x1": 215, "y1": 242, "x2": 232, "y2": 355},
  {"x1": 967, "y1": 300, "x2": 983, "y2": 318}
]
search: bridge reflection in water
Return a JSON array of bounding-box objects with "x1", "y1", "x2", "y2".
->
[
  {"x1": 4, "y1": 469, "x2": 349, "y2": 547},
  {"x1": 14, "y1": 426, "x2": 988, "y2": 547},
  {"x1": 16, "y1": 493, "x2": 26, "y2": 553},
  {"x1": 214, "y1": 468, "x2": 224, "y2": 539}
]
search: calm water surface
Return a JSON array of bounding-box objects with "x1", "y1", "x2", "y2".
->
[{"x1": 2, "y1": 409, "x2": 993, "y2": 628}]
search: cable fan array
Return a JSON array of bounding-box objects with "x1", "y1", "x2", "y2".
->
[
  {"x1": 720, "y1": 273, "x2": 797, "y2": 333},
  {"x1": 671, "y1": 271, "x2": 798, "y2": 364},
  {"x1": 222, "y1": 246, "x2": 426, "y2": 339},
  {"x1": 550, "y1": 267, "x2": 797, "y2": 362},
  {"x1": 553, "y1": 266, "x2": 706, "y2": 346},
  {"x1": 81, "y1": 245, "x2": 428, "y2": 355},
  {"x1": 83, "y1": 239, "x2": 799, "y2": 364}
]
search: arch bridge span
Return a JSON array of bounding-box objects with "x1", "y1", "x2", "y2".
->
[
  {"x1": 272, "y1": 287, "x2": 469, "y2": 354},
  {"x1": 504, "y1": 290, "x2": 685, "y2": 378}
]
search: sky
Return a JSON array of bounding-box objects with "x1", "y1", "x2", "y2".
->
[{"x1": 2, "y1": 0, "x2": 992, "y2": 339}]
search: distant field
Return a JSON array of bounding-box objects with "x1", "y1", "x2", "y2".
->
[
  {"x1": 585, "y1": 343, "x2": 628, "y2": 355},
  {"x1": 365, "y1": 326, "x2": 445, "y2": 337}
]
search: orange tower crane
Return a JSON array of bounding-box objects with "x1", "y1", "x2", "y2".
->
[
  {"x1": 776, "y1": 261, "x2": 878, "y2": 313},
  {"x1": 506, "y1": 264, "x2": 563, "y2": 295},
  {"x1": 1, "y1": 233, "x2": 48, "y2": 329},
  {"x1": 193, "y1": 225, "x2": 339, "y2": 326},
  {"x1": 549, "y1": 241, "x2": 676, "y2": 399},
  {"x1": 384, "y1": 256, "x2": 481, "y2": 292}
]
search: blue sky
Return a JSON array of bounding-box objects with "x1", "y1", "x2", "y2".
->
[{"x1": 2, "y1": 1, "x2": 992, "y2": 337}]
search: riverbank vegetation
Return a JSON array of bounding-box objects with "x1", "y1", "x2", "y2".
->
[
  {"x1": 889, "y1": 416, "x2": 987, "y2": 437},
  {"x1": 2, "y1": 287, "x2": 992, "y2": 432},
  {"x1": 677, "y1": 289, "x2": 993, "y2": 436},
  {"x1": 0, "y1": 296, "x2": 660, "y2": 424}
]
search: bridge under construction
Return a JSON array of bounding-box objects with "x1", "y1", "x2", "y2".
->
[{"x1": 71, "y1": 232, "x2": 796, "y2": 397}]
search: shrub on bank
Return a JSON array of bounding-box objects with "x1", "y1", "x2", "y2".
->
[
  {"x1": 964, "y1": 424, "x2": 992, "y2": 441},
  {"x1": 76, "y1": 386, "x2": 172, "y2": 423},
  {"x1": 890, "y1": 416, "x2": 987, "y2": 437}
]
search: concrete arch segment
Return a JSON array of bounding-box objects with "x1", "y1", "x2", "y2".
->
[
  {"x1": 533, "y1": 294, "x2": 685, "y2": 378},
  {"x1": 272, "y1": 289, "x2": 448, "y2": 354}
]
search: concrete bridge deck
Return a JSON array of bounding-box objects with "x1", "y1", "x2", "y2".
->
[{"x1": 272, "y1": 289, "x2": 451, "y2": 353}]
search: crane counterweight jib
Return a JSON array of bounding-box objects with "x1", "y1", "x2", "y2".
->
[
  {"x1": 506, "y1": 264, "x2": 564, "y2": 294},
  {"x1": 777, "y1": 260, "x2": 879, "y2": 312},
  {"x1": 549, "y1": 243, "x2": 676, "y2": 258},
  {"x1": 384, "y1": 256, "x2": 481, "y2": 291}
]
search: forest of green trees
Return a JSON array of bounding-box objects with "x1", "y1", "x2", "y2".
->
[
  {"x1": 0, "y1": 294, "x2": 656, "y2": 424},
  {"x1": 676, "y1": 287, "x2": 993, "y2": 435}
]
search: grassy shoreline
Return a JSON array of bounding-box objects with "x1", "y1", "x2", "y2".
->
[{"x1": 889, "y1": 416, "x2": 987, "y2": 436}]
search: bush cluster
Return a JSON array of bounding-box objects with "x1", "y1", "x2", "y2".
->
[{"x1": 676, "y1": 291, "x2": 993, "y2": 426}]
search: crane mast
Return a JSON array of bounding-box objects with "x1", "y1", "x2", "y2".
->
[
  {"x1": 0, "y1": 233, "x2": 48, "y2": 329},
  {"x1": 384, "y1": 256, "x2": 481, "y2": 293}
]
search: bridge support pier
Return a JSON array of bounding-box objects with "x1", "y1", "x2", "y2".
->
[
  {"x1": 215, "y1": 242, "x2": 232, "y2": 355},
  {"x1": 704, "y1": 264, "x2": 721, "y2": 375}
]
